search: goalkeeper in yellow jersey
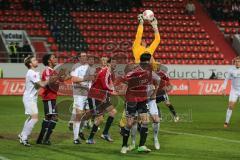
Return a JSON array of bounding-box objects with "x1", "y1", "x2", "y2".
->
[
  {"x1": 132, "y1": 14, "x2": 160, "y2": 65},
  {"x1": 119, "y1": 14, "x2": 161, "y2": 151}
]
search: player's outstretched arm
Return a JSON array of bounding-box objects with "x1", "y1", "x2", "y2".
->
[
  {"x1": 133, "y1": 14, "x2": 144, "y2": 50},
  {"x1": 30, "y1": 71, "x2": 48, "y2": 88},
  {"x1": 46, "y1": 69, "x2": 69, "y2": 83},
  {"x1": 35, "y1": 80, "x2": 48, "y2": 88},
  {"x1": 71, "y1": 66, "x2": 94, "y2": 83},
  {"x1": 71, "y1": 76, "x2": 92, "y2": 83},
  {"x1": 149, "y1": 17, "x2": 161, "y2": 54}
]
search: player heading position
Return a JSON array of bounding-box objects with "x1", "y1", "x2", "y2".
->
[
  {"x1": 222, "y1": 56, "x2": 240, "y2": 128},
  {"x1": 18, "y1": 56, "x2": 48, "y2": 146},
  {"x1": 36, "y1": 54, "x2": 59, "y2": 145}
]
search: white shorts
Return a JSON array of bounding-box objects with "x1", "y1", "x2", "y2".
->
[
  {"x1": 73, "y1": 95, "x2": 89, "y2": 110},
  {"x1": 148, "y1": 100, "x2": 159, "y2": 116},
  {"x1": 23, "y1": 97, "x2": 38, "y2": 115},
  {"x1": 229, "y1": 89, "x2": 240, "y2": 102}
]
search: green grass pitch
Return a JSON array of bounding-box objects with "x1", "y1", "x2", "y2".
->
[{"x1": 0, "y1": 95, "x2": 240, "y2": 160}]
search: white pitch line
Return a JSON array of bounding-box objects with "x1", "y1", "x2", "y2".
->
[
  {"x1": 0, "y1": 156, "x2": 11, "y2": 160},
  {"x1": 160, "y1": 130, "x2": 240, "y2": 144}
]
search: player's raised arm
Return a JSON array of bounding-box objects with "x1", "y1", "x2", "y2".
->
[
  {"x1": 35, "y1": 80, "x2": 48, "y2": 88},
  {"x1": 71, "y1": 76, "x2": 85, "y2": 83},
  {"x1": 133, "y1": 14, "x2": 144, "y2": 50},
  {"x1": 149, "y1": 17, "x2": 161, "y2": 54}
]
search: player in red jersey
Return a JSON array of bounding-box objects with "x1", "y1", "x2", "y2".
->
[
  {"x1": 156, "y1": 69, "x2": 179, "y2": 122},
  {"x1": 36, "y1": 54, "x2": 59, "y2": 145},
  {"x1": 86, "y1": 57, "x2": 118, "y2": 144},
  {"x1": 120, "y1": 53, "x2": 160, "y2": 154}
]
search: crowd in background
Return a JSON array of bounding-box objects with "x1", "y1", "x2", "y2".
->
[{"x1": 201, "y1": 0, "x2": 240, "y2": 21}]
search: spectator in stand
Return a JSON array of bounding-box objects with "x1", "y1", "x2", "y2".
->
[
  {"x1": 51, "y1": 20, "x2": 61, "y2": 39},
  {"x1": 186, "y1": 0, "x2": 196, "y2": 15},
  {"x1": 9, "y1": 42, "x2": 17, "y2": 63},
  {"x1": 15, "y1": 43, "x2": 22, "y2": 63}
]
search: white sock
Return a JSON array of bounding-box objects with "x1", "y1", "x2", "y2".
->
[
  {"x1": 73, "y1": 121, "x2": 80, "y2": 140},
  {"x1": 225, "y1": 108, "x2": 233, "y2": 124},
  {"x1": 152, "y1": 122, "x2": 160, "y2": 140},
  {"x1": 131, "y1": 123, "x2": 137, "y2": 145},
  {"x1": 20, "y1": 117, "x2": 30, "y2": 140},
  {"x1": 21, "y1": 118, "x2": 38, "y2": 140}
]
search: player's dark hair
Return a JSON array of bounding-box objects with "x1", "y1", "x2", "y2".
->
[
  {"x1": 24, "y1": 55, "x2": 34, "y2": 69},
  {"x1": 140, "y1": 53, "x2": 151, "y2": 62},
  {"x1": 42, "y1": 54, "x2": 53, "y2": 66}
]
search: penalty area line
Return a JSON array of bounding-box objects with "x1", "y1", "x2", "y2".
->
[{"x1": 160, "y1": 130, "x2": 240, "y2": 144}]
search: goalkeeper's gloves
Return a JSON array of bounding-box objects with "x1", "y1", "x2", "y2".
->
[
  {"x1": 150, "y1": 17, "x2": 158, "y2": 27},
  {"x1": 150, "y1": 17, "x2": 158, "y2": 32},
  {"x1": 138, "y1": 14, "x2": 144, "y2": 24}
]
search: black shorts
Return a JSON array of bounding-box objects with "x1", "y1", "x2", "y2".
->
[
  {"x1": 43, "y1": 100, "x2": 57, "y2": 115},
  {"x1": 156, "y1": 93, "x2": 169, "y2": 103},
  {"x1": 125, "y1": 101, "x2": 148, "y2": 117},
  {"x1": 94, "y1": 96, "x2": 112, "y2": 115}
]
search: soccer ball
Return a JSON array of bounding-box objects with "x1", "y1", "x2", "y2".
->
[{"x1": 143, "y1": 10, "x2": 154, "y2": 21}]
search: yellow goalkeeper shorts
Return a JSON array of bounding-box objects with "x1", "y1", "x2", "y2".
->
[{"x1": 119, "y1": 109, "x2": 127, "y2": 128}]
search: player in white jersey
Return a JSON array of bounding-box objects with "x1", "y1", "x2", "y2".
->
[
  {"x1": 18, "y1": 56, "x2": 48, "y2": 146},
  {"x1": 222, "y1": 56, "x2": 240, "y2": 128},
  {"x1": 71, "y1": 52, "x2": 94, "y2": 144},
  {"x1": 77, "y1": 55, "x2": 97, "y2": 140}
]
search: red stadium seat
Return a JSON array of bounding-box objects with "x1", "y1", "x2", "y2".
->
[
  {"x1": 71, "y1": 51, "x2": 77, "y2": 57},
  {"x1": 50, "y1": 44, "x2": 58, "y2": 52},
  {"x1": 47, "y1": 37, "x2": 55, "y2": 44}
]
